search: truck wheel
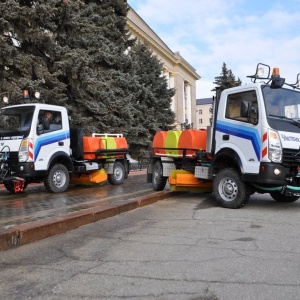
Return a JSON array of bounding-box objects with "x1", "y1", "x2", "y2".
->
[
  {"x1": 213, "y1": 168, "x2": 250, "y2": 208},
  {"x1": 108, "y1": 161, "x2": 125, "y2": 185},
  {"x1": 270, "y1": 191, "x2": 299, "y2": 202},
  {"x1": 152, "y1": 160, "x2": 167, "y2": 191},
  {"x1": 4, "y1": 181, "x2": 28, "y2": 193},
  {"x1": 44, "y1": 164, "x2": 69, "y2": 193}
]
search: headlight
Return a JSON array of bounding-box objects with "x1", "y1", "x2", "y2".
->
[
  {"x1": 268, "y1": 129, "x2": 282, "y2": 163},
  {"x1": 19, "y1": 139, "x2": 29, "y2": 162}
]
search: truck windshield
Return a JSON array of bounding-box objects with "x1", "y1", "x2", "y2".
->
[
  {"x1": 0, "y1": 106, "x2": 36, "y2": 139},
  {"x1": 262, "y1": 86, "x2": 300, "y2": 132},
  {"x1": 263, "y1": 86, "x2": 300, "y2": 117}
]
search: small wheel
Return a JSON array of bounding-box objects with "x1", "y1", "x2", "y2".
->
[
  {"x1": 44, "y1": 164, "x2": 69, "y2": 193},
  {"x1": 108, "y1": 161, "x2": 125, "y2": 185},
  {"x1": 152, "y1": 160, "x2": 167, "y2": 191},
  {"x1": 213, "y1": 168, "x2": 250, "y2": 208},
  {"x1": 4, "y1": 181, "x2": 28, "y2": 193},
  {"x1": 270, "y1": 191, "x2": 299, "y2": 203}
]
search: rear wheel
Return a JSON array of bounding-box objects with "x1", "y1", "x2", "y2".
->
[
  {"x1": 108, "y1": 161, "x2": 125, "y2": 185},
  {"x1": 152, "y1": 160, "x2": 167, "y2": 191},
  {"x1": 4, "y1": 180, "x2": 28, "y2": 193},
  {"x1": 44, "y1": 164, "x2": 69, "y2": 193},
  {"x1": 213, "y1": 168, "x2": 250, "y2": 208},
  {"x1": 270, "y1": 191, "x2": 299, "y2": 202}
]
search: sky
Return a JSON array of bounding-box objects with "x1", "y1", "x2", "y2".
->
[{"x1": 127, "y1": 0, "x2": 300, "y2": 99}]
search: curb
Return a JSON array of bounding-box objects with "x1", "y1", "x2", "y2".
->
[{"x1": 0, "y1": 191, "x2": 174, "y2": 251}]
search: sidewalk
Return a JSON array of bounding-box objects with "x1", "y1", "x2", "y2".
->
[{"x1": 0, "y1": 172, "x2": 175, "y2": 251}]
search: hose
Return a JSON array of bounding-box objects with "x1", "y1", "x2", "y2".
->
[{"x1": 251, "y1": 183, "x2": 300, "y2": 192}]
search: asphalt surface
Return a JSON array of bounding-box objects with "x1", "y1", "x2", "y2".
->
[{"x1": 1, "y1": 192, "x2": 300, "y2": 299}]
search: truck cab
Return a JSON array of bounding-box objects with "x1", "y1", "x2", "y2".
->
[{"x1": 0, "y1": 103, "x2": 72, "y2": 192}]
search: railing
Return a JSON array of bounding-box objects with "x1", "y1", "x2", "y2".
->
[{"x1": 129, "y1": 161, "x2": 148, "y2": 171}]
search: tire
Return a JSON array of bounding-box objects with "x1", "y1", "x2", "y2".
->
[
  {"x1": 270, "y1": 191, "x2": 299, "y2": 203},
  {"x1": 44, "y1": 164, "x2": 69, "y2": 193},
  {"x1": 152, "y1": 160, "x2": 167, "y2": 191},
  {"x1": 213, "y1": 168, "x2": 250, "y2": 208},
  {"x1": 108, "y1": 161, "x2": 125, "y2": 185},
  {"x1": 4, "y1": 180, "x2": 28, "y2": 193}
]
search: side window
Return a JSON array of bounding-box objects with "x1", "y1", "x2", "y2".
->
[
  {"x1": 225, "y1": 90, "x2": 258, "y2": 125},
  {"x1": 37, "y1": 110, "x2": 62, "y2": 134}
]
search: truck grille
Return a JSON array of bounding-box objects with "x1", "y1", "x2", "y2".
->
[
  {"x1": 282, "y1": 148, "x2": 300, "y2": 166},
  {"x1": 1, "y1": 152, "x2": 18, "y2": 164}
]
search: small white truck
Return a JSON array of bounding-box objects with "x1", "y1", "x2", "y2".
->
[
  {"x1": 147, "y1": 63, "x2": 300, "y2": 208},
  {"x1": 0, "y1": 102, "x2": 129, "y2": 193}
]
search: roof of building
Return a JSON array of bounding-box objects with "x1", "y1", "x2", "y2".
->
[{"x1": 196, "y1": 98, "x2": 213, "y2": 105}]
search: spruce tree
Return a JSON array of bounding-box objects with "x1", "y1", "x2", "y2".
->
[
  {"x1": 213, "y1": 62, "x2": 242, "y2": 99},
  {"x1": 127, "y1": 42, "x2": 175, "y2": 160},
  {"x1": 0, "y1": 0, "x2": 175, "y2": 160},
  {"x1": 0, "y1": 0, "x2": 67, "y2": 103}
]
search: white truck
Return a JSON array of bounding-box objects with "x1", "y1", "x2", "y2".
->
[
  {"x1": 147, "y1": 63, "x2": 300, "y2": 208},
  {"x1": 0, "y1": 102, "x2": 129, "y2": 193}
]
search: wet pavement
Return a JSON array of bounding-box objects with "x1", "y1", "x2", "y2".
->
[
  {"x1": 0, "y1": 171, "x2": 151, "y2": 232},
  {"x1": 0, "y1": 171, "x2": 175, "y2": 250}
]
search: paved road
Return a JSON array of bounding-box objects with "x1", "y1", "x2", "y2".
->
[
  {"x1": 1, "y1": 192, "x2": 300, "y2": 299},
  {"x1": 0, "y1": 171, "x2": 150, "y2": 232}
]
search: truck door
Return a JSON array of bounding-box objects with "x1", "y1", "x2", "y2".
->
[
  {"x1": 34, "y1": 109, "x2": 69, "y2": 170},
  {"x1": 215, "y1": 89, "x2": 261, "y2": 174}
]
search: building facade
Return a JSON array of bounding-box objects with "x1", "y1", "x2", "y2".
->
[
  {"x1": 196, "y1": 98, "x2": 213, "y2": 129},
  {"x1": 126, "y1": 8, "x2": 200, "y2": 129}
]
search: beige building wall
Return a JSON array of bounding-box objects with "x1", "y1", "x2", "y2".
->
[
  {"x1": 127, "y1": 8, "x2": 200, "y2": 129},
  {"x1": 196, "y1": 105, "x2": 211, "y2": 129}
]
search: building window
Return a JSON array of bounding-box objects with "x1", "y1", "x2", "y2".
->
[
  {"x1": 199, "y1": 109, "x2": 202, "y2": 115},
  {"x1": 199, "y1": 118, "x2": 203, "y2": 124}
]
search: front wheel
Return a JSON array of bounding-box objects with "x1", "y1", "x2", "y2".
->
[
  {"x1": 108, "y1": 161, "x2": 125, "y2": 185},
  {"x1": 44, "y1": 164, "x2": 70, "y2": 193},
  {"x1": 213, "y1": 168, "x2": 250, "y2": 208},
  {"x1": 270, "y1": 191, "x2": 299, "y2": 202},
  {"x1": 152, "y1": 160, "x2": 167, "y2": 191}
]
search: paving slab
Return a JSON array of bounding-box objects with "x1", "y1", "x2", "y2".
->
[{"x1": 0, "y1": 172, "x2": 175, "y2": 251}]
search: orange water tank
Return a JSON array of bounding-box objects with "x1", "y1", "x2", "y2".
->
[
  {"x1": 152, "y1": 131, "x2": 167, "y2": 154},
  {"x1": 178, "y1": 129, "x2": 207, "y2": 156},
  {"x1": 114, "y1": 136, "x2": 128, "y2": 149},
  {"x1": 83, "y1": 137, "x2": 104, "y2": 160},
  {"x1": 165, "y1": 131, "x2": 182, "y2": 155}
]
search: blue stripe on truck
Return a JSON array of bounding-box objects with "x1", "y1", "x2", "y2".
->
[
  {"x1": 216, "y1": 120, "x2": 260, "y2": 160},
  {"x1": 34, "y1": 131, "x2": 70, "y2": 159}
]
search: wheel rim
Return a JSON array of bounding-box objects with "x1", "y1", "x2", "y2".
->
[
  {"x1": 53, "y1": 170, "x2": 67, "y2": 188},
  {"x1": 218, "y1": 177, "x2": 238, "y2": 201},
  {"x1": 114, "y1": 165, "x2": 123, "y2": 181}
]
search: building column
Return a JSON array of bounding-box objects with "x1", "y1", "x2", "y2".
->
[
  {"x1": 182, "y1": 80, "x2": 186, "y2": 122},
  {"x1": 186, "y1": 83, "x2": 192, "y2": 124},
  {"x1": 169, "y1": 73, "x2": 175, "y2": 112},
  {"x1": 164, "y1": 70, "x2": 175, "y2": 112}
]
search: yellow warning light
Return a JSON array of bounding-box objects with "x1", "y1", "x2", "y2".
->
[{"x1": 272, "y1": 68, "x2": 280, "y2": 77}]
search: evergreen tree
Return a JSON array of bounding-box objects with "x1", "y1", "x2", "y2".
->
[
  {"x1": 213, "y1": 62, "x2": 242, "y2": 99},
  {"x1": 127, "y1": 42, "x2": 175, "y2": 160},
  {"x1": 49, "y1": 0, "x2": 137, "y2": 134},
  {"x1": 0, "y1": 0, "x2": 135, "y2": 133},
  {"x1": 0, "y1": 0, "x2": 67, "y2": 103},
  {"x1": 0, "y1": 0, "x2": 175, "y2": 159}
]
